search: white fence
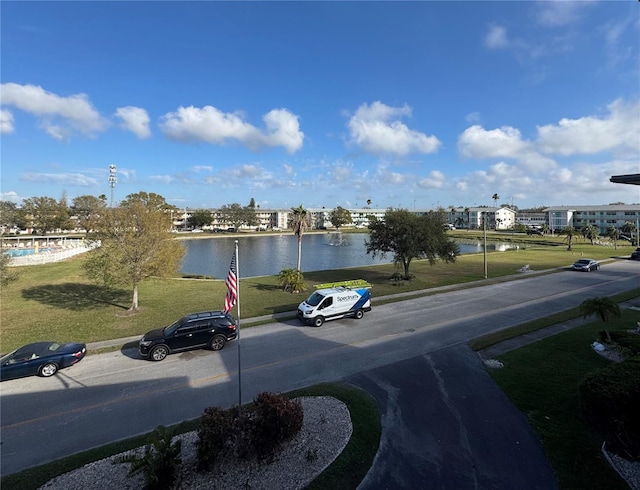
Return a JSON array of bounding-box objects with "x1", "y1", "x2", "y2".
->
[{"x1": 5, "y1": 241, "x2": 100, "y2": 267}]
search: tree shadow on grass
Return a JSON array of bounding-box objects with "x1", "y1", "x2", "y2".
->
[{"x1": 21, "y1": 283, "x2": 130, "y2": 311}]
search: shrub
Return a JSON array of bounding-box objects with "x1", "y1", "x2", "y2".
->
[
  {"x1": 600, "y1": 330, "x2": 640, "y2": 356},
  {"x1": 196, "y1": 392, "x2": 304, "y2": 468},
  {"x1": 245, "y1": 392, "x2": 304, "y2": 460},
  {"x1": 196, "y1": 406, "x2": 239, "y2": 470},
  {"x1": 114, "y1": 425, "x2": 182, "y2": 490},
  {"x1": 579, "y1": 360, "x2": 640, "y2": 461},
  {"x1": 278, "y1": 268, "x2": 306, "y2": 293}
]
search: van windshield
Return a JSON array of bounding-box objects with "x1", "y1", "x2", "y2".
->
[{"x1": 305, "y1": 292, "x2": 325, "y2": 306}]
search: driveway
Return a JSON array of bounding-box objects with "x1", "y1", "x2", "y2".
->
[{"x1": 350, "y1": 344, "x2": 558, "y2": 489}]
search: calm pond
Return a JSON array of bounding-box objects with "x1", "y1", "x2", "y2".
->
[{"x1": 180, "y1": 233, "x2": 524, "y2": 279}]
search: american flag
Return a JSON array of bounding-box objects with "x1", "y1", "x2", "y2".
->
[{"x1": 223, "y1": 251, "x2": 237, "y2": 313}]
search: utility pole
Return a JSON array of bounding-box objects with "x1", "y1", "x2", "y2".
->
[
  {"x1": 483, "y1": 211, "x2": 488, "y2": 279},
  {"x1": 108, "y1": 165, "x2": 117, "y2": 207}
]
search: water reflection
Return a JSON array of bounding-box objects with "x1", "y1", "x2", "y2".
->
[{"x1": 180, "y1": 233, "x2": 526, "y2": 279}]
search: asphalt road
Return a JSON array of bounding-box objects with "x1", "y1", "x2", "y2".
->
[
  {"x1": 1, "y1": 260, "x2": 638, "y2": 478},
  {"x1": 351, "y1": 346, "x2": 558, "y2": 490}
]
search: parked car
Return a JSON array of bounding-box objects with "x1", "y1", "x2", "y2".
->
[
  {"x1": 571, "y1": 258, "x2": 600, "y2": 272},
  {"x1": 139, "y1": 311, "x2": 237, "y2": 361},
  {"x1": 631, "y1": 248, "x2": 640, "y2": 260},
  {"x1": 0, "y1": 341, "x2": 86, "y2": 381}
]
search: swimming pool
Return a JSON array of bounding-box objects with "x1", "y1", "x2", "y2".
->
[{"x1": 4, "y1": 248, "x2": 53, "y2": 257}]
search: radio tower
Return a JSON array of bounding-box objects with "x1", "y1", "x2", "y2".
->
[{"x1": 109, "y1": 164, "x2": 117, "y2": 207}]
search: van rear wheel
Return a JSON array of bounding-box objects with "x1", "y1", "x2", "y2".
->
[
  {"x1": 354, "y1": 309, "x2": 364, "y2": 320},
  {"x1": 313, "y1": 316, "x2": 324, "y2": 327}
]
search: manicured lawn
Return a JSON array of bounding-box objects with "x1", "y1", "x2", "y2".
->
[
  {"x1": 489, "y1": 309, "x2": 640, "y2": 490},
  {"x1": 1, "y1": 236, "x2": 637, "y2": 489},
  {"x1": 1, "y1": 236, "x2": 634, "y2": 352}
]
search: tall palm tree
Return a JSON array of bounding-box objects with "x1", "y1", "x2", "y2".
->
[
  {"x1": 606, "y1": 226, "x2": 621, "y2": 250},
  {"x1": 581, "y1": 224, "x2": 599, "y2": 245},
  {"x1": 559, "y1": 225, "x2": 578, "y2": 250},
  {"x1": 492, "y1": 193, "x2": 500, "y2": 207},
  {"x1": 464, "y1": 207, "x2": 470, "y2": 230},
  {"x1": 579, "y1": 296, "x2": 621, "y2": 343},
  {"x1": 290, "y1": 204, "x2": 310, "y2": 271}
]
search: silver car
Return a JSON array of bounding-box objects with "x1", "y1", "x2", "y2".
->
[{"x1": 571, "y1": 258, "x2": 599, "y2": 271}]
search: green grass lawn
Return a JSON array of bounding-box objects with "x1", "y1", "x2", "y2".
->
[
  {"x1": 1, "y1": 237, "x2": 637, "y2": 489},
  {"x1": 489, "y1": 308, "x2": 640, "y2": 490},
  {"x1": 1, "y1": 236, "x2": 634, "y2": 352}
]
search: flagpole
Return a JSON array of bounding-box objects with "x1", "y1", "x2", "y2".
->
[{"x1": 234, "y1": 240, "x2": 242, "y2": 418}]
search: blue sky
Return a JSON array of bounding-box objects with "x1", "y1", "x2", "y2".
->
[{"x1": 1, "y1": 1, "x2": 639, "y2": 211}]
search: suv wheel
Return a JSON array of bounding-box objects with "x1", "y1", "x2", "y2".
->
[
  {"x1": 150, "y1": 345, "x2": 169, "y2": 361},
  {"x1": 209, "y1": 335, "x2": 226, "y2": 351}
]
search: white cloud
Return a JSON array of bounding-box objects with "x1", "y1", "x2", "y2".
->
[
  {"x1": 331, "y1": 162, "x2": 352, "y2": 182},
  {"x1": 114, "y1": 106, "x2": 151, "y2": 139},
  {"x1": 0, "y1": 83, "x2": 109, "y2": 139},
  {"x1": 0, "y1": 109, "x2": 14, "y2": 134},
  {"x1": 417, "y1": 170, "x2": 446, "y2": 189},
  {"x1": 465, "y1": 112, "x2": 481, "y2": 124},
  {"x1": 282, "y1": 163, "x2": 295, "y2": 175},
  {"x1": 159, "y1": 105, "x2": 304, "y2": 154},
  {"x1": 535, "y1": 0, "x2": 595, "y2": 27},
  {"x1": 21, "y1": 172, "x2": 99, "y2": 186},
  {"x1": 192, "y1": 165, "x2": 213, "y2": 173},
  {"x1": 458, "y1": 125, "x2": 531, "y2": 159},
  {"x1": 376, "y1": 167, "x2": 406, "y2": 185},
  {"x1": 347, "y1": 101, "x2": 441, "y2": 156},
  {"x1": 149, "y1": 175, "x2": 176, "y2": 184},
  {"x1": 536, "y1": 99, "x2": 640, "y2": 156},
  {"x1": 0, "y1": 191, "x2": 21, "y2": 203},
  {"x1": 485, "y1": 25, "x2": 509, "y2": 49}
]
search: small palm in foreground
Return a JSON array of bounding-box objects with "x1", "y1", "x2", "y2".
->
[
  {"x1": 579, "y1": 296, "x2": 621, "y2": 343},
  {"x1": 115, "y1": 425, "x2": 182, "y2": 490},
  {"x1": 278, "y1": 268, "x2": 306, "y2": 293}
]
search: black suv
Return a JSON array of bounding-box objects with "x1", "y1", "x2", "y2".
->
[{"x1": 139, "y1": 311, "x2": 237, "y2": 361}]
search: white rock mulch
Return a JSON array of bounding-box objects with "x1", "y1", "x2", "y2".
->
[{"x1": 39, "y1": 396, "x2": 352, "y2": 490}]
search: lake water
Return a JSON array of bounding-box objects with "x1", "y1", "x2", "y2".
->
[{"x1": 179, "y1": 233, "x2": 522, "y2": 279}]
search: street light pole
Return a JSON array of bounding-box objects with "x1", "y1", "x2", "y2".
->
[
  {"x1": 108, "y1": 165, "x2": 117, "y2": 207},
  {"x1": 483, "y1": 212, "x2": 488, "y2": 279}
]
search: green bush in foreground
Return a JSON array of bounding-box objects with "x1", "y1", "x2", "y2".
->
[
  {"x1": 579, "y1": 360, "x2": 640, "y2": 462},
  {"x1": 114, "y1": 425, "x2": 182, "y2": 490},
  {"x1": 196, "y1": 392, "x2": 303, "y2": 470}
]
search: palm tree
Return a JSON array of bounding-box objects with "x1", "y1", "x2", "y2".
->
[
  {"x1": 464, "y1": 207, "x2": 470, "y2": 230},
  {"x1": 581, "y1": 224, "x2": 599, "y2": 245},
  {"x1": 606, "y1": 226, "x2": 621, "y2": 250},
  {"x1": 290, "y1": 204, "x2": 310, "y2": 271},
  {"x1": 492, "y1": 193, "x2": 500, "y2": 207},
  {"x1": 621, "y1": 221, "x2": 638, "y2": 246},
  {"x1": 579, "y1": 296, "x2": 621, "y2": 343},
  {"x1": 559, "y1": 225, "x2": 578, "y2": 251}
]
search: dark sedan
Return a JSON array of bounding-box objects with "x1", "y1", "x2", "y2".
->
[
  {"x1": 0, "y1": 341, "x2": 87, "y2": 381},
  {"x1": 571, "y1": 258, "x2": 600, "y2": 272}
]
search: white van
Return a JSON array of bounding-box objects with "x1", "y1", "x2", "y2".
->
[{"x1": 297, "y1": 280, "x2": 372, "y2": 327}]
